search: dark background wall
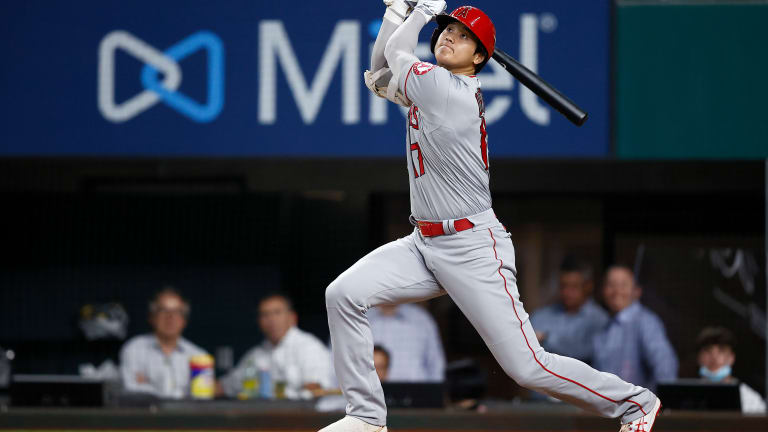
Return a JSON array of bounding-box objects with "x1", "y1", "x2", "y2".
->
[
  {"x1": 615, "y1": 2, "x2": 768, "y2": 159},
  {"x1": 1, "y1": 158, "x2": 763, "y2": 398}
]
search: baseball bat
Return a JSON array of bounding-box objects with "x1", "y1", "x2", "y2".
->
[{"x1": 491, "y1": 48, "x2": 588, "y2": 127}]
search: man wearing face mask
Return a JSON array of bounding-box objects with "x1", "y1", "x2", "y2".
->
[{"x1": 696, "y1": 326, "x2": 766, "y2": 414}]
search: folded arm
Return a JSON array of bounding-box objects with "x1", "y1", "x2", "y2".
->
[{"x1": 119, "y1": 345, "x2": 156, "y2": 394}]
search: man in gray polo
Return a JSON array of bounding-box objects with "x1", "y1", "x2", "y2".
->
[{"x1": 119, "y1": 288, "x2": 207, "y2": 399}]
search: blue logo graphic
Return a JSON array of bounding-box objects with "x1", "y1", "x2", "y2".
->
[{"x1": 141, "y1": 31, "x2": 225, "y2": 123}]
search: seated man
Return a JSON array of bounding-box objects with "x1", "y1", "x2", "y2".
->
[
  {"x1": 696, "y1": 326, "x2": 766, "y2": 414},
  {"x1": 531, "y1": 257, "x2": 608, "y2": 364},
  {"x1": 373, "y1": 345, "x2": 391, "y2": 382},
  {"x1": 219, "y1": 293, "x2": 331, "y2": 399},
  {"x1": 367, "y1": 303, "x2": 445, "y2": 382},
  {"x1": 120, "y1": 288, "x2": 208, "y2": 399},
  {"x1": 316, "y1": 345, "x2": 390, "y2": 413},
  {"x1": 592, "y1": 265, "x2": 678, "y2": 391}
]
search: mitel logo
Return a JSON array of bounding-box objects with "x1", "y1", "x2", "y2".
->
[
  {"x1": 98, "y1": 30, "x2": 224, "y2": 123},
  {"x1": 259, "y1": 13, "x2": 557, "y2": 127}
]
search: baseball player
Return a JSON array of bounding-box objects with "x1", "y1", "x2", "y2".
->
[{"x1": 321, "y1": 2, "x2": 662, "y2": 432}]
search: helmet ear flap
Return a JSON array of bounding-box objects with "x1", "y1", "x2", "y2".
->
[{"x1": 430, "y1": 27, "x2": 441, "y2": 54}]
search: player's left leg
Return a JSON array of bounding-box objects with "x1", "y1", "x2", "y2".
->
[
  {"x1": 420, "y1": 214, "x2": 658, "y2": 426},
  {"x1": 324, "y1": 232, "x2": 445, "y2": 431}
]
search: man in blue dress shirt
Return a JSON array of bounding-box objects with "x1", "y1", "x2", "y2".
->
[
  {"x1": 367, "y1": 304, "x2": 445, "y2": 382},
  {"x1": 531, "y1": 257, "x2": 609, "y2": 365},
  {"x1": 592, "y1": 265, "x2": 678, "y2": 391}
]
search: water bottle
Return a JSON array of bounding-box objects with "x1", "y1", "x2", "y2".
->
[
  {"x1": 258, "y1": 368, "x2": 273, "y2": 399},
  {"x1": 238, "y1": 358, "x2": 259, "y2": 400}
]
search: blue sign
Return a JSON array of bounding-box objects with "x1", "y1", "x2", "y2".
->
[
  {"x1": 0, "y1": 0, "x2": 610, "y2": 157},
  {"x1": 98, "y1": 30, "x2": 224, "y2": 123}
]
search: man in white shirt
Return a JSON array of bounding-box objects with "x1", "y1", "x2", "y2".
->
[
  {"x1": 120, "y1": 288, "x2": 207, "y2": 399},
  {"x1": 219, "y1": 293, "x2": 332, "y2": 399}
]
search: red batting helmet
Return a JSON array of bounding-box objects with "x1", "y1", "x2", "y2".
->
[{"x1": 430, "y1": 6, "x2": 496, "y2": 71}]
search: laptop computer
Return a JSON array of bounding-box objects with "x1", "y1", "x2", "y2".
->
[
  {"x1": 656, "y1": 379, "x2": 741, "y2": 411},
  {"x1": 382, "y1": 382, "x2": 445, "y2": 408},
  {"x1": 11, "y1": 374, "x2": 106, "y2": 407}
]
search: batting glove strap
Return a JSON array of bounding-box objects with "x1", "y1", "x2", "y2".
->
[
  {"x1": 386, "y1": 74, "x2": 411, "y2": 107},
  {"x1": 363, "y1": 69, "x2": 410, "y2": 107},
  {"x1": 364, "y1": 68, "x2": 389, "y2": 98}
]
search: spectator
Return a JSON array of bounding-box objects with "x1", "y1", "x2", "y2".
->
[
  {"x1": 531, "y1": 256, "x2": 608, "y2": 364},
  {"x1": 373, "y1": 345, "x2": 390, "y2": 382},
  {"x1": 120, "y1": 287, "x2": 207, "y2": 399},
  {"x1": 696, "y1": 326, "x2": 766, "y2": 414},
  {"x1": 368, "y1": 304, "x2": 445, "y2": 382},
  {"x1": 219, "y1": 293, "x2": 331, "y2": 399},
  {"x1": 592, "y1": 265, "x2": 678, "y2": 391}
]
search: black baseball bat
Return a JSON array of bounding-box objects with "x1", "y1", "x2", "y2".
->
[{"x1": 492, "y1": 48, "x2": 588, "y2": 127}]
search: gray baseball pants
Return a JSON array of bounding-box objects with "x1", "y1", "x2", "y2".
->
[{"x1": 326, "y1": 209, "x2": 656, "y2": 426}]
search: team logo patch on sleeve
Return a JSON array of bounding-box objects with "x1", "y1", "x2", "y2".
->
[{"x1": 412, "y1": 62, "x2": 436, "y2": 75}]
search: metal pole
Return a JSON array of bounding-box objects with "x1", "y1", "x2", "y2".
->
[{"x1": 765, "y1": 159, "x2": 768, "y2": 399}]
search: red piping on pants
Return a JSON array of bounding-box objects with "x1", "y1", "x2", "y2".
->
[{"x1": 487, "y1": 228, "x2": 647, "y2": 416}]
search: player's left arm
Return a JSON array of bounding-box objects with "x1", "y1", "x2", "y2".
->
[
  {"x1": 639, "y1": 313, "x2": 679, "y2": 383},
  {"x1": 384, "y1": 1, "x2": 449, "y2": 113}
]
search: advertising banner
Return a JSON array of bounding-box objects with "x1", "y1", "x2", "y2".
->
[{"x1": 0, "y1": 1, "x2": 610, "y2": 157}]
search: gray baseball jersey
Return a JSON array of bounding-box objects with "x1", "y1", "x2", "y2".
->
[
  {"x1": 400, "y1": 61, "x2": 491, "y2": 221},
  {"x1": 322, "y1": 9, "x2": 659, "y2": 432}
]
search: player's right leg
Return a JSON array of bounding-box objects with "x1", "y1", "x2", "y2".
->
[
  {"x1": 423, "y1": 219, "x2": 659, "y2": 428},
  {"x1": 322, "y1": 231, "x2": 444, "y2": 431}
]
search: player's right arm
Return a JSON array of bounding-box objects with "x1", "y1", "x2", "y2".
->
[{"x1": 365, "y1": 0, "x2": 414, "y2": 106}]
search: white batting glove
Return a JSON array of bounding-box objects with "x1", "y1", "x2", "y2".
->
[
  {"x1": 383, "y1": 0, "x2": 413, "y2": 25},
  {"x1": 413, "y1": 0, "x2": 446, "y2": 21},
  {"x1": 364, "y1": 68, "x2": 389, "y2": 98}
]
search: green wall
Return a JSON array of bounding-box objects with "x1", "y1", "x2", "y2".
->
[{"x1": 615, "y1": 1, "x2": 768, "y2": 159}]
